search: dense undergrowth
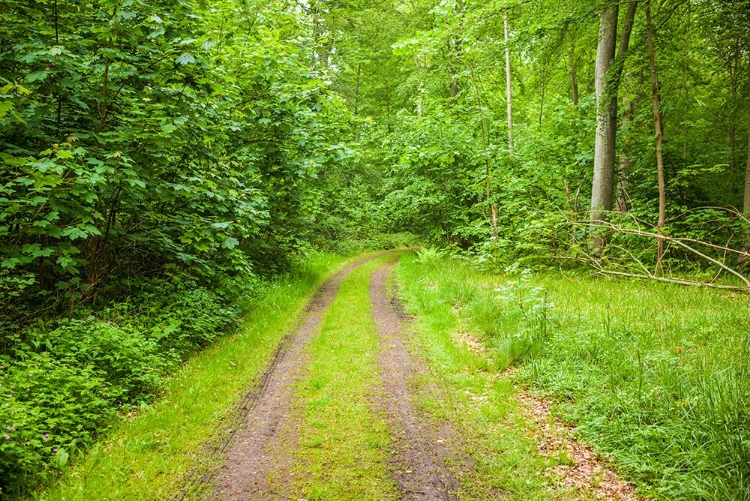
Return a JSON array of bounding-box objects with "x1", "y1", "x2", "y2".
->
[
  {"x1": 397, "y1": 249, "x2": 750, "y2": 501},
  {"x1": 33, "y1": 251, "x2": 352, "y2": 501},
  {"x1": 0, "y1": 271, "x2": 256, "y2": 496}
]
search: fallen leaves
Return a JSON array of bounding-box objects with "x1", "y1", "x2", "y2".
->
[{"x1": 517, "y1": 392, "x2": 642, "y2": 501}]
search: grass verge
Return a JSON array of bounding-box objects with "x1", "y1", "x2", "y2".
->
[
  {"x1": 394, "y1": 252, "x2": 583, "y2": 500},
  {"x1": 32, "y1": 252, "x2": 351, "y2": 501},
  {"x1": 396, "y1": 249, "x2": 750, "y2": 500},
  {"x1": 285, "y1": 257, "x2": 399, "y2": 500}
]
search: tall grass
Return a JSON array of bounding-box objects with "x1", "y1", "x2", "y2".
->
[{"x1": 399, "y1": 250, "x2": 750, "y2": 500}]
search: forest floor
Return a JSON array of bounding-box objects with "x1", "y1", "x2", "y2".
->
[{"x1": 204, "y1": 253, "x2": 638, "y2": 500}]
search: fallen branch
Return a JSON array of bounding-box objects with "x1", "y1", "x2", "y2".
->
[
  {"x1": 571, "y1": 214, "x2": 750, "y2": 291},
  {"x1": 583, "y1": 250, "x2": 750, "y2": 291}
]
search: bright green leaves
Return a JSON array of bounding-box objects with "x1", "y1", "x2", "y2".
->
[
  {"x1": 61, "y1": 225, "x2": 100, "y2": 241},
  {"x1": 25, "y1": 70, "x2": 48, "y2": 83},
  {"x1": 175, "y1": 52, "x2": 196, "y2": 65},
  {"x1": 222, "y1": 237, "x2": 240, "y2": 249},
  {"x1": 0, "y1": 0, "x2": 350, "y2": 308}
]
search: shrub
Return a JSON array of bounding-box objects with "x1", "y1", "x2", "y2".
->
[{"x1": 0, "y1": 273, "x2": 254, "y2": 496}]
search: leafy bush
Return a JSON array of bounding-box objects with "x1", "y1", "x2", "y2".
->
[
  {"x1": 0, "y1": 271, "x2": 256, "y2": 496},
  {"x1": 0, "y1": 354, "x2": 113, "y2": 496}
]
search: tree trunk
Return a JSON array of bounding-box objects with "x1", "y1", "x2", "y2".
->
[
  {"x1": 451, "y1": 2, "x2": 462, "y2": 100},
  {"x1": 354, "y1": 62, "x2": 361, "y2": 140},
  {"x1": 591, "y1": 0, "x2": 637, "y2": 225},
  {"x1": 729, "y1": 40, "x2": 740, "y2": 189},
  {"x1": 569, "y1": 31, "x2": 579, "y2": 106},
  {"x1": 746, "y1": 49, "x2": 750, "y2": 215},
  {"x1": 539, "y1": 58, "x2": 546, "y2": 128},
  {"x1": 504, "y1": 13, "x2": 513, "y2": 156},
  {"x1": 449, "y1": 38, "x2": 460, "y2": 99},
  {"x1": 591, "y1": 3, "x2": 619, "y2": 220},
  {"x1": 742, "y1": 50, "x2": 750, "y2": 262},
  {"x1": 646, "y1": 1, "x2": 667, "y2": 271},
  {"x1": 617, "y1": 97, "x2": 634, "y2": 212}
]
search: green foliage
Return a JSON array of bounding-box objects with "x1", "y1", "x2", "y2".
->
[
  {"x1": 0, "y1": 0, "x2": 355, "y2": 318},
  {"x1": 0, "y1": 354, "x2": 113, "y2": 493},
  {"x1": 36, "y1": 252, "x2": 345, "y2": 500},
  {"x1": 0, "y1": 271, "x2": 252, "y2": 496},
  {"x1": 319, "y1": 0, "x2": 750, "y2": 271}
]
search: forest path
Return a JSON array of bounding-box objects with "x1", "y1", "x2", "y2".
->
[
  {"x1": 207, "y1": 253, "x2": 637, "y2": 501},
  {"x1": 210, "y1": 254, "x2": 463, "y2": 500},
  {"x1": 369, "y1": 261, "x2": 461, "y2": 500},
  {"x1": 211, "y1": 252, "x2": 395, "y2": 498}
]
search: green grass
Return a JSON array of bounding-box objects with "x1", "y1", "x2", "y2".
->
[
  {"x1": 31, "y1": 252, "x2": 350, "y2": 501},
  {"x1": 285, "y1": 256, "x2": 399, "y2": 500},
  {"x1": 394, "y1": 252, "x2": 581, "y2": 500},
  {"x1": 395, "y1": 249, "x2": 750, "y2": 500}
]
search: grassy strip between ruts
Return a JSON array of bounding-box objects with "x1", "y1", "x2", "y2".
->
[
  {"x1": 31, "y1": 252, "x2": 355, "y2": 501},
  {"x1": 396, "y1": 250, "x2": 750, "y2": 501},
  {"x1": 283, "y1": 256, "x2": 399, "y2": 500}
]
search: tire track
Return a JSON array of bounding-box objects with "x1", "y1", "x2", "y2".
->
[
  {"x1": 210, "y1": 252, "x2": 395, "y2": 500},
  {"x1": 370, "y1": 261, "x2": 460, "y2": 500}
]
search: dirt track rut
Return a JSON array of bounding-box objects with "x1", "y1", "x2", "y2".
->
[
  {"x1": 370, "y1": 261, "x2": 460, "y2": 500},
  {"x1": 212, "y1": 254, "x2": 390, "y2": 499},
  {"x1": 212, "y1": 254, "x2": 461, "y2": 500}
]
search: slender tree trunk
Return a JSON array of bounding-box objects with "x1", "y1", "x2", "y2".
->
[
  {"x1": 386, "y1": 93, "x2": 392, "y2": 134},
  {"x1": 451, "y1": 2, "x2": 462, "y2": 100},
  {"x1": 729, "y1": 40, "x2": 740, "y2": 189},
  {"x1": 591, "y1": 3, "x2": 619, "y2": 221},
  {"x1": 53, "y1": 0, "x2": 62, "y2": 137},
  {"x1": 354, "y1": 62, "x2": 361, "y2": 140},
  {"x1": 617, "y1": 98, "x2": 634, "y2": 212},
  {"x1": 746, "y1": 49, "x2": 750, "y2": 214},
  {"x1": 591, "y1": 0, "x2": 637, "y2": 223},
  {"x1": 569, "y1": 31, "x2": 579, "y2": 106},
  {"x1": 539, "y1": 57, "x2": 546, "y2": 128},
  {"x1": 101, "y1": 64, "x2": 108, "y2": 130},
  {"x1": 354, "y1": 62, "x2": 361, "y2": 116},
  {"x1": 742, "y1": 50, "x2": 750, "y2": 262},
  {"x1": 646, "y1": 1, "x2": 667, "y2": 271},
  {"x1": 682, "y1": 0, "x2": 691, "y2": 159},
  {"x1": 466, "y1": 60, "x2": 498, "y2": 241},
  {"x1": 450, "y1": 39, "x2": 460, "y2": 99},
  {"x1": 504, "y1": 13, "x2": 513, "y2": 156}
]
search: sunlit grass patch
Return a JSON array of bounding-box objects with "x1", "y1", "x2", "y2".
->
[{"x1": 395, "y1": 253, "x2": 582, "y2": 500}]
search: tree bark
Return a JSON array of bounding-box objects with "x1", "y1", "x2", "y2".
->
[
  {"x1": 591, "y1": 3, "x2": 619, "y2": 220},
  {"x1": 617, "y1": 97, "x2": 634, "y2": 212},
  {"x1": 450, "y1": 2, "x2": 462, "y2": 100},
  {"x1": 746, "y1": 49, "x2": 750, "y2": 215},
  {"x1": 591, "y1": 0, "x2": 637, "y2": 223},
  {"x1": 504, "y1": 13, "x2": 513, "y2": 156},
  {"x1": 449, "y1": 38, "x2": 460, "y2": 99},
  {"x1": 729, "y1": 40, "x2": 740, "y2": 188},
  {"x1": 569, "y1": 30, "x2": 579, "y2": 106},
  {"x1": 646, "y1": 0, "x2": 667, "y2": 271},
  {"x1": 742, "y1": 50, "x2": 750, "y2": 262}
]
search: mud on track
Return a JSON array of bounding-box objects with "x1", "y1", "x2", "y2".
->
[
  {"x1": 210, "y1": 252, "x2": 395, "y2": 500},
  {"x1": 370, "y1": 261, "x2": 461, "y2": 500}
]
